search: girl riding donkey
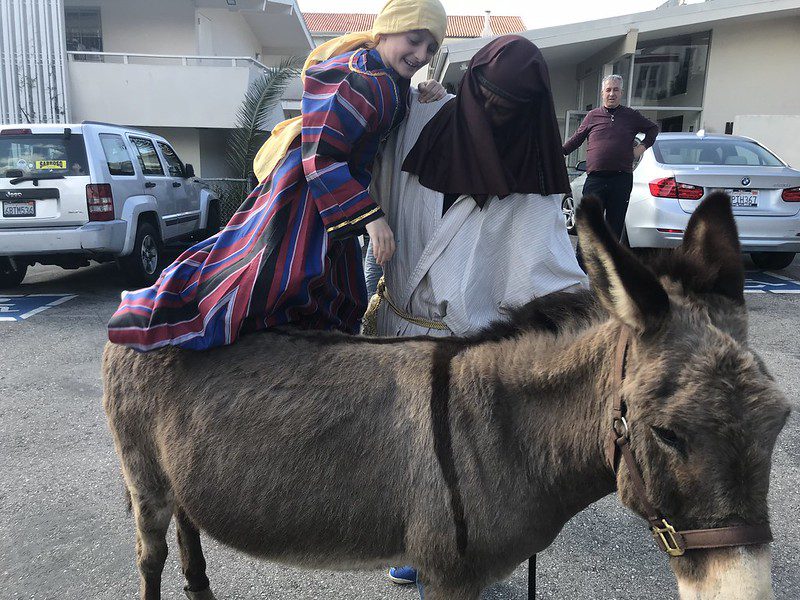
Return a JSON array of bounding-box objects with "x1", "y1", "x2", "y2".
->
[{"x1": 107, "y1": 0, "x2": 448, "y2": 351}]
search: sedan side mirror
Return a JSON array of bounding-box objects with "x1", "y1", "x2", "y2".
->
[
  {"x1": 184, "y1": 163, "x2": 196, "y2": 178},
  {"x1": 576, "y1": 160, "x2": 587, "y2": 172}
]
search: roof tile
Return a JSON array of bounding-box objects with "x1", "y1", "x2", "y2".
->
[{"x1": 303, "y1": 13, "x2": 527, "y2": 38}]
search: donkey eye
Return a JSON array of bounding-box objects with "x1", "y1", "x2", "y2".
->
[{"x1": 651, "y1": 426, "x2": 687, "y2": 456}]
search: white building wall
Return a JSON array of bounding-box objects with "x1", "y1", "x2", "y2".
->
[
  {"x1": 68, "y1": 61, "x2": 250, "y2": 128},
  {"x1": 64, "y1": 0, "x2": 196, "y2": 55},
  {"x1": 702, "y1": 16, "x2": 800, "y2": 134},
  {"x1": 143, "y1": 126, "x2": 201, "y2": 174},
  {"x1": 548, "y1": 62, "x2": 579, "y2": 139},
  {"x1": 735, "y1": 115, "x2": 800, "y2": 168},
  {"x1": 195, "y1": 8, "x2": 261, "y2": 58},
  {"x1": 0, "y1": 0, "x2": 70, "y2": 123}
]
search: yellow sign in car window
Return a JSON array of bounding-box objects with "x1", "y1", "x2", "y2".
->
[{"x1": 35, "y1": 160, "x2": 67, "y2": 170}]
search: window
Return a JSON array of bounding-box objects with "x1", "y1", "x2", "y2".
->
[
  {"x1": 632, "y1": 32, "x2": 710, "y2": 107},
  {"x1": 157, "y1": 142, "x2": 185, "y2": 178},
  {"x1": 65, "y1": 7, "x2": 103, "y2": 53},
  {"x1": 100, "y1": 134, "x2": 135, "y2": 176},
  {"x1": 0, "y1": 133, "x2": 88, "y2": 177},
  {"x1": 130, "y1": 137, "x2": 164, "y2": 176},
  {"x1": 653, "y1": 139, "x2": 784, "y2": 167}
]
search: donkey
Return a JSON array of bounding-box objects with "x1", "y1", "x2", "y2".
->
[{"x1": 103, "y1": 192, "x2": 789, "y2": 600}]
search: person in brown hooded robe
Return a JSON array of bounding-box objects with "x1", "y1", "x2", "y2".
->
[{"x1": 364, "y1": 35, "x2": 585, "y2": 341}]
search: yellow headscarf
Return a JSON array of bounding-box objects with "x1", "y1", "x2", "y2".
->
[{"x1": 252, "y1": 0, "x2": 447, "y2": 182}]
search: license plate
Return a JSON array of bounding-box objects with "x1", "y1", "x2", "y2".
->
[
  {"x1": 727, "y1": 189, "x2": 758, "y2": 207},
  {"x1": 3, "y1": 200, "x2": 36, "y2": 217}
]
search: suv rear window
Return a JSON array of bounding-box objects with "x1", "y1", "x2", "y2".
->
[
  {"x1": 0, "y1": 133, "x2": 89, "y2": 177},
  {"x1": 100, "y1": 134, "x2": 135, "y2": 176},
  {"x1": 654, "y1": 139, "x2": 784, "y2": 167}
]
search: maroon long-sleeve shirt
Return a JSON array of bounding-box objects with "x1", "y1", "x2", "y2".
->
[{"x1": 562, "y1": 105, "x2": 658, "y2": 173}]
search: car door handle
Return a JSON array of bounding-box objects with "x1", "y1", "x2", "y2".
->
[
  {"x1": 145, "y1": 182, "x2": 156, "y2": 188},
  {"x1": 172, "y1": 182, "x2": 181, "y2": 188}
]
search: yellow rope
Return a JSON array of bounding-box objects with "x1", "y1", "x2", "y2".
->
[{"x1": 362, "y1": 276, "x2": 448, "y2": 335}]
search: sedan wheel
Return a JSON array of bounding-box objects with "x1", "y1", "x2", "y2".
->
[
  {"x1": 562, "y1": 195, "x2": 577, "y2": 235},
  {"x1": 750, "y1": 252, "x2": 796, "y2": 271}
]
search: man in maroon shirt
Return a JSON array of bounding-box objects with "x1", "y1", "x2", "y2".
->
[{"x1": 563, "y1": 74, "x2": 658, "y2": 240}]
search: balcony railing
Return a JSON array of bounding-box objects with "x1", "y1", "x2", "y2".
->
[
  {"x1": 66, "y1": 51, "x2": 291, "y2": 129},
  {"x1": 67, "y1": 51, "x2": 276, "y2": 77}
]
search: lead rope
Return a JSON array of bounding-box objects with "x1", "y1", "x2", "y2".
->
[{"x1": 362, "y1": 276, "x2": 449, "y2": 334}]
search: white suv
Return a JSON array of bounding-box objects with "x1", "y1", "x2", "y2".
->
[{"x1": 0, "y1": 122, "x2": 220, "y2": 288}]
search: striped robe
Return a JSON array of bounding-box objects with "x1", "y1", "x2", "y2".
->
[
  {"x1": 371, "y1": 91, "x2": 588, "y2": 337},
  {"x1": 107, "y1": 49, "x2": 407, "y2": 351}
]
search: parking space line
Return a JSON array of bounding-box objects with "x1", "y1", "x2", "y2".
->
[
  {"x1": 0, "y1": 294, "x2": 78, "y2": 321},
  {"x1": 744, "y1": 271, "x2": 800, "y2": 294}
]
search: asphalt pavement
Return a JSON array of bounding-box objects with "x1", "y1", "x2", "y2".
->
[{"x1": 1, "y1": 258, "x2": 798, "y2": 600}]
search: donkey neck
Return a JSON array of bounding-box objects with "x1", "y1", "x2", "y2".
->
[{"x1": 456, "y1": 321, "x2": 621, "y2": 514}]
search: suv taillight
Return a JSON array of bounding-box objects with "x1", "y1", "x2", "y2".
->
[
  {"x1": 649, "y1": 177, "x2": 704, "y2": 200},
  {"x1": 782, "y1": 187, "x2": 800, "y2": 202},
  {"x1": 86, "y1": 184, "x2": 114, "y2": 221}
]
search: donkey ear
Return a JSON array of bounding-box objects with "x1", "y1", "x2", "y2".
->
[
  {"x1": 678, "y1": 191, "x2": 744, "y2": 304},
  {"x1": 577, "y1": 196, "x2": 670, "y2": 333}
]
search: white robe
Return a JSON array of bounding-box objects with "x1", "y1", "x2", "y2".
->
[{"x1": 371, "y1": 90, "x2": 588, "y2": 337}]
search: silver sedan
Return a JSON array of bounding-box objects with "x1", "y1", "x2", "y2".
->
[{"x1": 562, "y1": 132, "x2": 800, "y2": 270}]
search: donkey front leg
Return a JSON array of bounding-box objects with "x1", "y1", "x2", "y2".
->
[
  {"x1": 174, "y1": 506, "x2": 216, "y2": 600},
  {"x1": 130, "y1": 488, "x2": 173, "y2": 600}
]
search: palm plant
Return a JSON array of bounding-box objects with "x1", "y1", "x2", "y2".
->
[{"x1": 221, "y1": 57, "x2": 304, "y2": 219}]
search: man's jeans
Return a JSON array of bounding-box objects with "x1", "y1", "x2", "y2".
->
[{"x1": 581, "y1": 171, "x2": 634, "y2": 241}]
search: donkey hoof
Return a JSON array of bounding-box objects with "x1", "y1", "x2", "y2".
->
[{"x1": 184, "y1": 588, "x2": 217, "y2": 600}]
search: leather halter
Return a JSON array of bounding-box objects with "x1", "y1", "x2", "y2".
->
[{"x1": 605, "y1": 327, "x2": 773, "y2": 557}]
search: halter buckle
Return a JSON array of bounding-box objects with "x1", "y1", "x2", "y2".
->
[
  {"x1": 612, "y1": 416, "x2": 629, "y2": 439},
  {"x1": 652, "y1": 518, "x2": 685, "y2": 557}
]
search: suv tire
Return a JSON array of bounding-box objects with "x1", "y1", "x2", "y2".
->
[
  {"x1": 118, "y1": 221, "x2": 163, "y2": 287},
  {"x1": 750, "y1": 252, "x2": 796, "y2": 271},
  {"x1": 204, "y1": 200, "x2": 221, "y2": 239},
  {"x1": 0, "y1": 258, "x2": 27, "y2": 289}
]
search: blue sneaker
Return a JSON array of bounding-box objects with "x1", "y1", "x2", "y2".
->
[
  {"x1": 387, "y1": 566, "x2": 417, "y2": 585},
  {"x1": 416, "y1": 580, "x2": 425, "y2": 599}
]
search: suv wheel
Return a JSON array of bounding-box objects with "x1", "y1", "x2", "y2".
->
[
  {"x1": 562, "y1": 195, "x2": 576, "y2": 235},
  {"x1": 204, "y1": 200, "x2": 221, "y2": 239},
  {"x1": 750, "y1": 251, "x2": 796, "y2": 271},
  {"x1": 118, "y1": 222, "x2": 163, "y2": 287},
  {"x1": 0, "y1": 258, "x2": 27, "y2": 289}
]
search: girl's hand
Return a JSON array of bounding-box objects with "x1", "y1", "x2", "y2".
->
[
  {"x1": 365, "y1": 217, "x2": 396, "y2": 266},
  {"x1": 418, "y1": 80, "x2": 447, "y2": 103}
]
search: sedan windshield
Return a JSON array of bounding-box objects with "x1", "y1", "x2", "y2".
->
[{"x1": 653, "y1": 139, "x2": 784, "y2": 167}]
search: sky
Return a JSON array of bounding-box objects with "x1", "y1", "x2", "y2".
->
[{"x1": 295, "y1": 0, "x2": 692, "y2": 30}]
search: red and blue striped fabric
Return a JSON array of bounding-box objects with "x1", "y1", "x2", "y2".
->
[{"x1": 107, "y1": 49, "x2": 408, "y2": 351}]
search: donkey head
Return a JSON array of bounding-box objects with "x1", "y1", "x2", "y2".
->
[{"x1": 576, "y1": 192, "x2": 790, "y2": 599}]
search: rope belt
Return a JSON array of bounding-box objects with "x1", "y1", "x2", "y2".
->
[{"x1": 364, "y1": 276, "x2": 449, "y2": 332}]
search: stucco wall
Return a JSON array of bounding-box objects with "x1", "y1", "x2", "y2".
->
[
  {"x1": 68, "y1": 62, "x2": 251, "y2": 128},
  {"x1": 65, "y1": 0, "x2": 197, "y2": 55},
  {"x1": 702, "y1": 16, "x2": 800, "y2": 134},
  {"x1": 548, "y1": 62, "x2": 579, "y2": 140},
  {"x1": 199, "y1": 128, "x2": 237, "y2": 178},
  {"x1": 734, "y1": 115, "x2": 800, "y2": 169},
  {"x1": 196, "y1": 8, "x2": 261, "y2": 58},
  {"x1": 142, "y1": 127, "x2": 201, "y2": 175}
]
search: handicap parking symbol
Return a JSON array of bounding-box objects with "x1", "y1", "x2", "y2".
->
[
  {"x1": 744, "y1": 271, "x2": 800, "y2": 294},
  {"x1": 0, "y1": 294, "x2": 77, "y2": 321}
]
